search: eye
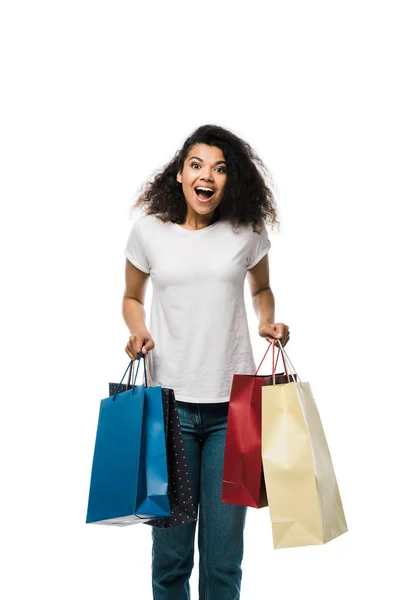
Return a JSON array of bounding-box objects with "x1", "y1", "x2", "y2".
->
[{"x1": 190, "y1": 162, "x2": 226, "y2": 173}]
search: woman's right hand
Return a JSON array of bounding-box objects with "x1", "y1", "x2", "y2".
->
[{"x1": 125, "y1": 330, "x2": 155, "y2": 360}]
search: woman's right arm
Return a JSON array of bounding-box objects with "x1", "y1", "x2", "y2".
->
[{"x1": 122, "y1": 258, "x2": 155, "y2": 360}]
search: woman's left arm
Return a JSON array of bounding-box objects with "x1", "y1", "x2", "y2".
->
[{"x1": 247, "y1": 254, "x2": 290, "y2": 347}]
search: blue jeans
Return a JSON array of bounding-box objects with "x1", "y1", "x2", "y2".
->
[{"x1": 151, "y1": 400, "x2": 248, "y2": 600}]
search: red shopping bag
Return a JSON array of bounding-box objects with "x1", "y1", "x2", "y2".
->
[{"x1": 221, "y1": 342, "x2": 297, "y2": 508}]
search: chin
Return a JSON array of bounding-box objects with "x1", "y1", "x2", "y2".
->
[{"x1": 190, "y1": 202, "x2": 213, "y2": 212}]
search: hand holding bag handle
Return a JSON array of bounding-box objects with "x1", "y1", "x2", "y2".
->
[
  {"x1": 131, "y1": 351, "x2": 153, "y2": 388},
  {"x1": 255, "y1": 339, "x2": 301, "y2": 385},
  {"x1": 255, "y1": 339, "x2": 291, "y2": 384},
  {"x1": 112, "y1": 352, "x2": 153, "y2": 401}
]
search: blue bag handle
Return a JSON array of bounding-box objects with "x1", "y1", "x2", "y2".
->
[
  {"x1": 133, "y1": 352, "x2": 148, "y2": 388},
  {"x1": 112, "y1": 352, "x2": 148, "y2": 402}
]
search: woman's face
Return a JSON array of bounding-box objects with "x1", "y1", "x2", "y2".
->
[{"x1": 176, "y1": 144, "x2": 227, "y2": 217}]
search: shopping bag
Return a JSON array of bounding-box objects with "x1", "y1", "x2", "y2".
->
[
  {"x1": 144, "y1": 387, "x2": 197, "y2": 528},
  {"x1": 86, "y1": 354, "x2": 170, "y2": 526},
  {"x1": 221, "y1": 343, "x2": 297, "y2": 508},
  {"x1": 261, "y1": 341, "x2": 348, "y2": 549},
  {"x1": 109, "y1": 364, "x2": 197, "y2": 528}
]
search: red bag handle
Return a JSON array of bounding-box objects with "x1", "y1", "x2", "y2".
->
[{"x1": 254, "y1": 339, "x2": 291, "y2": 384}]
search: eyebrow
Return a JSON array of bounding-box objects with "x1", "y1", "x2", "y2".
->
[{"x1": 188, "y1": 155, "x2": 227, "y2": 165}]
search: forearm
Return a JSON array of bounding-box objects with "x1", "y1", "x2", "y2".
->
[
  {"x1": 122, "y1": 297, "x2": 148, "y2": 335},
  {"x1": 252, "y1": 287, "x2": 275, "y2": 330}
]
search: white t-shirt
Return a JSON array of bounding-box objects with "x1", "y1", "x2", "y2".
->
[{"x1": 124, "y1": 214, "x2": 271, "y2": 404}]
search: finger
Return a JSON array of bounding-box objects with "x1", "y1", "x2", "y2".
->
[
  {"x1": 125, "y1": 345, "x2": 135, "y2": 360},
  {"x1": 278, "y1": 325, "x2": 289, "y2": 344},
  {"x1": 276, "y1": 323, "x2": 287, "y2": 338},
  {"x1": 128, "y1": 334, "x2": 145, "y2": 356},
  {"x1": 128, "y1": 334, "x2": 137, "y2": 351},
  {"x1": 276, "y1": 331, "x2": 287, "y2": 346},
  {"x1": 136, "y1": 337, "x2": 147, "y2": 355},
  {"x1": 282, "y1": 326, "x2": 289, "y2": 343},
  {"x1": 127, "y1": 337, "x2": 142, "y2": 360},
  {"x1": 142, "y1": 339, "x2": 155, "y2": 354},
  {"x1": 266, "y1": 324, "x2": 283, "y2": 340}
]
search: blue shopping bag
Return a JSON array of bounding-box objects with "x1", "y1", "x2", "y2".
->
[{"x1": 86, "y1": 354, "x2": 171, "y2": 526}]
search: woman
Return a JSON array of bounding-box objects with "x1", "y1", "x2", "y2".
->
[{"x1": 122, "y1": 124, "x2": 290, "y2": 600}]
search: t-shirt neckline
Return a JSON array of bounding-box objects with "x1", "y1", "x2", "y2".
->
[{"x1": 171, "y1": 220, "x2": 222, "y2": 235}]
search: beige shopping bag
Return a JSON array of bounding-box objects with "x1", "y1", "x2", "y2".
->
[{"x1": 261, "y1": 341, "x2": 348, "y2": 549}]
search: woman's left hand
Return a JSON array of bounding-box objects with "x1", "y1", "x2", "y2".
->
[{"x1": 258, "y1": 322, "x2": 290, "y2": 348}]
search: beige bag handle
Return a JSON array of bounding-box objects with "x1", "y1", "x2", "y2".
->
[
  {"x1": 276, "y1": 340, "x2": 302, "y2": 383},
  {"x1": 130, "y1": 352, "x2": 153, "y2": 388}
]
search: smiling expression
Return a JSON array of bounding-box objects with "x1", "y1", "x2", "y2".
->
[{"x1": 176, "y1": 144, "x2": 228, "y2": 216}]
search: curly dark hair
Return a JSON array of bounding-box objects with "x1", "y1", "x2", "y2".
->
[{"x1": 131, "y1": 124, "x2": 280, "y2": 234}]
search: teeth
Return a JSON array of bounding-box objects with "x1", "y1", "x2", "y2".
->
[{"x1": 196, "y1": 187, "x2": 214, "y2": 192}]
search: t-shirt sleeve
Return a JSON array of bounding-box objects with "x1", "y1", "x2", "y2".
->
[
  {"x1": 246, "y1": 223, "x2": 271, "y2": 269},
  {"x1": 124, "y1": 218, "x2": 151, "y2": 273}
]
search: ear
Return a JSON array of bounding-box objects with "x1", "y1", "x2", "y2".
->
[{"x1": 176, "y1": 170, "x2": 182, "y2": 184}]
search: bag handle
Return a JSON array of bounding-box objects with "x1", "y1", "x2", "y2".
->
[
  {"x1": 127, "y1": 360, "x2": 134, "y2": 387},
  {"x1": 255, "y1": 339, "x2": 301, "y2": 385},
  {"x1": 255, "y1": 339, "x2": 290, "y2": 382},
  {"x1": 276, "y1": 339, "x2": 301, "y2": 383},
  {"x1": 112, "y1": 352, "x2": 153, "y2": 401},
  {"x1": 132, "y1": 352, "x2": 153, "y2": 388},
  {"x1": 112, "y1": 360, "x2": 133, "y2": 401}
]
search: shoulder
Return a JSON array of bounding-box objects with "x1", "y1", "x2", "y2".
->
[
  {"x1": 128, "y1": 213, "x2": 166, "y2": 236},
  {"x1": 135, "y1": 213, "x2": 167, "y2": 229},
  {"x1": 247, "y1": 221, "x2": 269, "y2": 242},
  {"x1": 232, "y1": 220, "x2": 268, "y2": 239}
]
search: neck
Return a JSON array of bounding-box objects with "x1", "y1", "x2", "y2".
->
[{"x1": 182, "y1": 206, "x2": 219, "y2": 230}]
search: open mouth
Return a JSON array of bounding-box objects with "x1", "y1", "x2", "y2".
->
[{"x1": 194, "y1": 187, "x2": 215, "y2": 202}]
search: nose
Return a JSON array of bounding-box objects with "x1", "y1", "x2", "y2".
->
[{"x1": 200, "y1": 167, "x2": 214, "y2": 182}]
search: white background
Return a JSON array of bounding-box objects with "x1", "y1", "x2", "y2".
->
[{"x1": 1, "y1": 1, "x2": 399, "y2": 598}]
